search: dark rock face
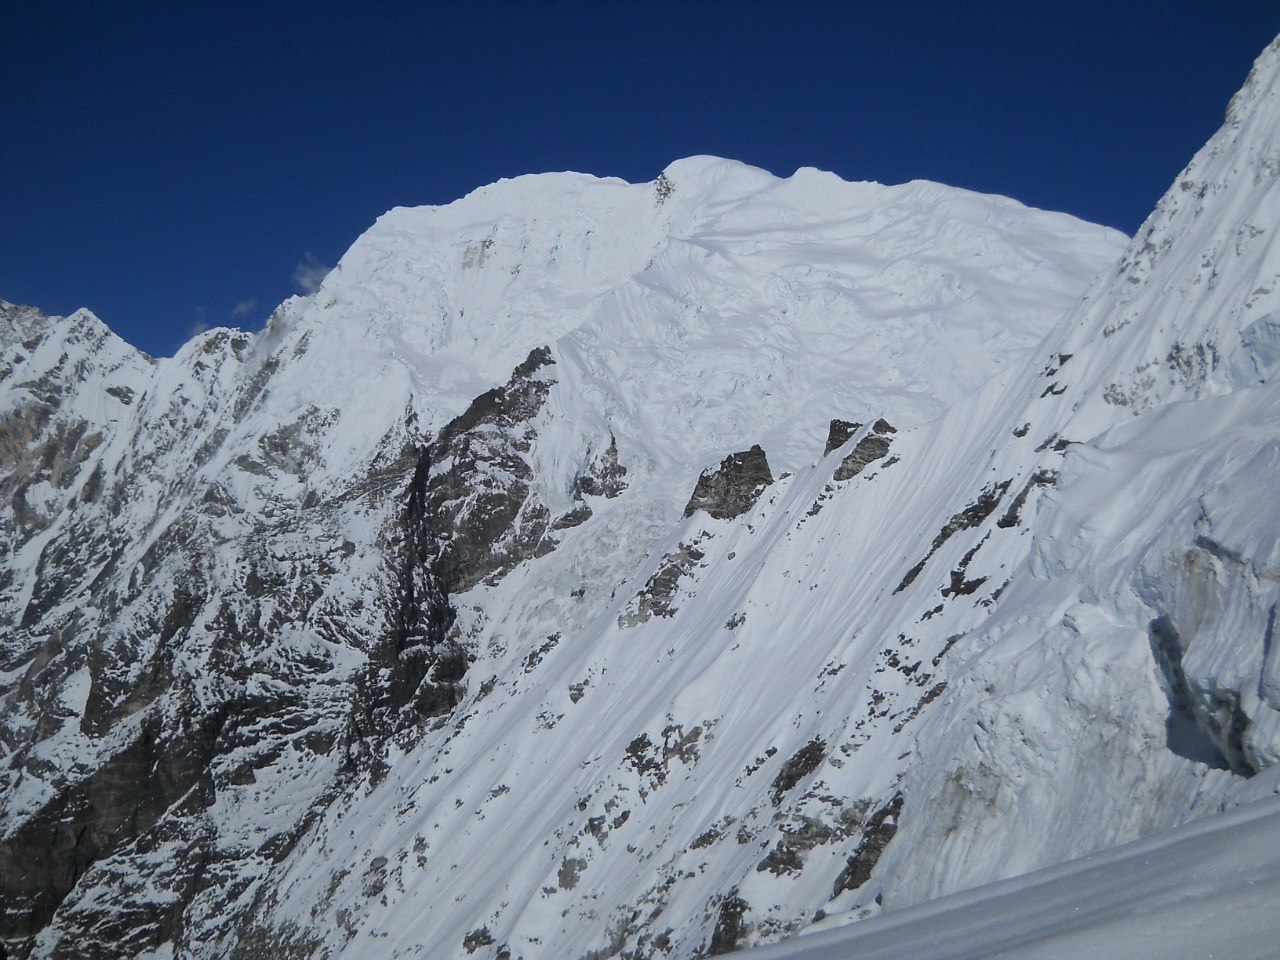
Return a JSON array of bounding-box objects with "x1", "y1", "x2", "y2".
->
[
  {"x1": 705, "y1": 892, "x2": 750, "y2": 956},
  {"x1": 683, "y1": 445, "x2": 773, "y2": 521},
  {"x1": 619, "y1": 540, "x2": 706, "y2": 627},
  {"x1": 996, "y1": 469, "x2": 1057, "y2": 528},
  {"x1": 756, "y1": 815, "x2": 846, "y2": 877},
  {"x1": 554, "y1": 435, "x2": 629, "y2": 531},
  {"x1": 895, "y1": 480, "x2": 1011, "y2": 594},
  {"x1": 0, "y1": 326, "x2": 564, "y2": 958},
  {"x1": 831, "y1": 793, "x2": 904, "y2": 898},
  {"x1": 823, "y1": 419, "x2": 862, "y2": 456},
  {"x1": 833, "y1": 419, "x2": 896, "y2": 482},
  {"x1": 462, "y1": 926, "x2": 495, "y2": 953},
  {"x1": 770, "y1": 739, "x2": 826, "y2": 805},
  {"x1": 360, "y1": 346, "x2": 559, "y2": 733},
  {"x1": 0, "y1": 700, "x2": 223, "y2": 942},
  {"x1": 574, "y1": 434, "x2": 628, "y2": 500}
]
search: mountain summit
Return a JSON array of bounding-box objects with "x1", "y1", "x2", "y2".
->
[{"x1": 3, "y1": 36, "x2": 1279, "y2": 960}]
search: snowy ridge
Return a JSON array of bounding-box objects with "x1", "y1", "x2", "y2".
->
[
  {"x1": 3, "y1": 34, "x2": 1280, "y2": 960},
  {"x1": 254, "y1": 154, "x2": 1123, "y2": 484}
]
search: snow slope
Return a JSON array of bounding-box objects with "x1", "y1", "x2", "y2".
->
[
  {"x1": 744, "y1": 794, "x2": 1280, "y2": 960},
  {"x1": 231, "y1": 37, "x2": 1280, "y2": 960},
  {"x1": 232, "y1": 154, "x2": 1123, "y2": 494},
  {"x1": 0, "y1": 154, "x2": 1122, "y2": 959},
  {"x1": 248, "y1": 37, "x2": 1280, "y2": 959},
  {"x1": 3, "y1": 32, "x2": 1280, "y2": 960}
]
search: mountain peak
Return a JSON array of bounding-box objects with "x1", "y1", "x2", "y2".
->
[{"x1": 8, "y1": 37, "x2": 1280, "y2": 960}]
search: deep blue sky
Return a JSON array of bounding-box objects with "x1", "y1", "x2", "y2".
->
[{"x1": 3, "y1": 2, "x2": 1278, "y2": 356}]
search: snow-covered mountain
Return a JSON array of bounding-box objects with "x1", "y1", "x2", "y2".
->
[{"x1": 3, "y1": 34, "x2": 1279, "y2": 960}]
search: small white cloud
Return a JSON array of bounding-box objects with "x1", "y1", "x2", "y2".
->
[
  {"x1": 231, "y1": 298, "x2": 257, "y2": 318},
  {"x1": 185, "y1": 305, "x2": 210, "y2": 339},
  {"x1": 293, "y1": 252, "x2": 331, "y2": 295}
]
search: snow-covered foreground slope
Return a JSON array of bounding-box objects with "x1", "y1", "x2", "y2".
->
[
  {"x1": 4, "y1": 33, "x2": 1280, "y2": 960},
  {"x1": 744, "y1": 794, "x2": 1280, "y2": 960}
]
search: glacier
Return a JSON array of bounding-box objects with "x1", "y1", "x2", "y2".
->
[{"x1": 3, "y1": 33, "x2": 1280, "y2": 960}]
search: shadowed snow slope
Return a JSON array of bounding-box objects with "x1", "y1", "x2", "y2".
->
[{"x1": 3, "y1": 33, "x2": 1280, "y2": 960}]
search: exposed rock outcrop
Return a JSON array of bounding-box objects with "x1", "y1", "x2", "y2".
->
[
  {"x1": 833, "y1": 419, "x2": 896, "y2": 481},
  {"x1": 683, "y1": 445, "x2": 773, "y2": 521},
  {"x1": 360, "y1": 346, "x2": 559, "y2": 732}
]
